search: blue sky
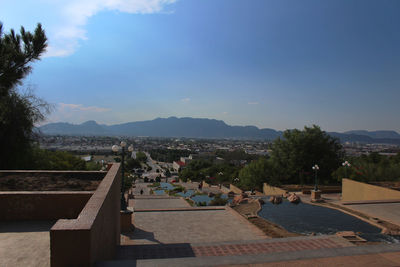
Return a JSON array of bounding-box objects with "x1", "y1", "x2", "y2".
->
[{"x1": 1, "y1": 0, "x2": 399, "y2": 132}]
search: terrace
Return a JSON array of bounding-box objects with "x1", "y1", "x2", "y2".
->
[{"x1": 0, "y1": 164, "x2": 122, "y2": 267}]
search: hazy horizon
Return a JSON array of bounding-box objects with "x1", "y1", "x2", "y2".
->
[
  {"x1": 41, "y1": 116, "x2": 400, "y2": 134},
  {"x1": 2, "y1": 0, "x2": 400, "y2": 132}
]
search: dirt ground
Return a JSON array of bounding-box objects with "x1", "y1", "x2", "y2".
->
[
  {"x1": 0, "y1": 173, "x2": 103, "y2": 191},
  {"x1": 232, "y1": 201, "x2": 301, "y2": 238}
]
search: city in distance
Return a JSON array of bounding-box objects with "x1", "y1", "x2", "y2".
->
[{"x1": 39, "y1": 116, "x2": 400, "y2": 145}]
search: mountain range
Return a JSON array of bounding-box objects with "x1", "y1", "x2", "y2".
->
[{"x1": 38, "y1": 117, "x2": 400, "y2": 144}]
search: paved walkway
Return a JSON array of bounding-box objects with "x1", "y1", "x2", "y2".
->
[
  {"x1": 118, "y1": 236, "x2": 351, "y2": 260},
  {"x1": 0, "y1": 221, "x2": 54, "y2": 267},
  {"x1": 237, "y1": 251, "x2": 400, "y2": 267},
  {"x1": 123, "y1": 196, "x2": 265, "y2": 245},
  {"x1": 342, "y1": 203, "x2": 400, "y2": 226},
  {"x1": 130, "y1": 196, "x2": 190, "y2": 210},
  {"x1": 98, "y1": 189, "x2": 400, "y2": 266}
]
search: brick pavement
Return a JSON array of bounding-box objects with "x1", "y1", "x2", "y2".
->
[
  {"x1": 130, "y1": 197, "x2": 190, "y2": 210},
  {"x1": 233, "y1": 251, "x2": 400, "y2": 267},
  {"x1": 117, "y1": 237, "x2": 349, "y2": 260}
]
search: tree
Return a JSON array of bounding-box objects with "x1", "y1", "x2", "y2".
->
[
  {"x1": 136, "y1": 151, "x2": 147, "y2": 162},
  {"x1": 238, "y1": 157, "x2": 273, "y2": 191},
  {"x1": 0, "y1": 22, "x2": 48, "y2": 169},
  {"x1": 270, "y1": 125, "x2": 343, "y2": 185}
]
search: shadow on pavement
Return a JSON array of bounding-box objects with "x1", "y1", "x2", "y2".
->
[
  {"x1": 0, "y1": 220, "x2": 56, "y2": 233},
  {"x1": 118, "y1": 243, "x2": 195, "y2": 260}
]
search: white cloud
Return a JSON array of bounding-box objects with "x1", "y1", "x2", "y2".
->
[
  {"x1": 59, "y1": 103, "x2": 111, "y2": 112},
  {"x1": 181, "y1": 98, "x2": 190, "y2": 103},
  {"x1": 222, "y1": 111, "x2": 228, "y2": 115},
  {"x1": 248, "y1": 102, "x2": 259, "y2": 105},
  {"x1": 43, "y1": 0, "x2": 177, "y2": 57}
]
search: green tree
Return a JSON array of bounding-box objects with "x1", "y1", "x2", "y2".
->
[
  {"x1": 136, "y1": 151, "x2": 147, "y2": 162},
  {"x1": 238, "y1": 157, "x2": 273, "y2": 190},
  {"x1": 0, "y1": 22, "x2": 48, "y2": 169},
  {"x1": 270, "y1": 125, "x2": 343, "y2": 185}
]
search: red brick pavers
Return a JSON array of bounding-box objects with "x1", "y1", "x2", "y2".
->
[
  {"x1": 117, "y1": 237, "x2": 348, "y2": 260},
  {"x1": 230, "y1": 252, "x2": 400, "y2": 267},
  {"x1": 192, "y1": 238, "x2": 343, "y2": 257}
]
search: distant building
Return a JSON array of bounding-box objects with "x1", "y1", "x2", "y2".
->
[
  {"x1": 81, "y1": 155, "x2": 92, "y2": 162},
  {"x1": 173, "y1": 160, "x2": 186, "y2": 172}
]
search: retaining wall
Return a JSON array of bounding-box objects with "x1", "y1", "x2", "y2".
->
[
  {"x1": 229, "y1": 184, "x2": 243, "y2": 194},
  {"x1": 342, "y1": 178, "x2": 400, "y2": 202},
  {"x1": 263, "y1": 183, "x2": 287, "y2": 195},
  {"x1": 50, "y1": 163, "x2": 121, "y2": 267},
  {"x1": 0, "y1": 191, "x2": 92, "y2": 220}
]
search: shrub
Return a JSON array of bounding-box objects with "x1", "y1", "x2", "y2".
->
[{"x1": 209, "y1": 197, "x2": 228, "y2": 206}]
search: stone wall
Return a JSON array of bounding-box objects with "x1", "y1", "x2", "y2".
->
[
  {"x1": 0, "y1": 191, "x2": 92, "y2": 220},
  {"x1": 229, "y1": 184, "x2": 243, "y2": 194},
  {"x1": 50, "y1": 163, "x2": 121, "y2": 267},
  {"x1": 263, "y1": 183, "x2": 287, "y2": 196},
  {"x1": 342, "y1": 178, "x2": 400, "y2": 202}
]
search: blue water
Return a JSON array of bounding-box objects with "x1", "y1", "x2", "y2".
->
[
  {"x1": 191, "y1": 195, "x2": 214, "y2": 205},
  {"x1": 177, "y1": 190, "x2": 195, "y2": 198},
  {"x1": 258, "y1": 200, "x2": 400, "y2": 243},
  {"x1": 160, "y1": 182, "x2": 175, "y2": 190},
  {"x1": 153, "y1": 190, "x2": 166, "y2": 195},
  {"x1": 191, "y1": 194, "x2": 230, "y2": 205}
]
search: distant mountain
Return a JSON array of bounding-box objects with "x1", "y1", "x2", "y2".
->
[
  {"x1": 344, "y1": 130, "x2": 400, "y2": 139},
  {"x1": 39, "y1": 117, "x2": 282, "y2": 139},
  {"x1": 39, "y1": 120, "x2": 109, "y2": 136},
  {"x1": 38, "y1": 117, "x2": 400, "y2": 144}
]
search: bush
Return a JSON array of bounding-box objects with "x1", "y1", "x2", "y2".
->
[
  {"x1": 148, "y1": 182, "x2": 160, "y2": 188},
  {"x1": 209, "y1": 197, "x2": 228, "y2": 206}
]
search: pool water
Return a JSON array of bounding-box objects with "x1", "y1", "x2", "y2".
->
[
  {"x1": 153, "y1": 183, "x2": 231, "y2": 206},
  {"x1": 258, "y1": 200, "x2": 400, "y2": 243},
  {"x1": 153, "y1": 189, "x2": 166, "y2": 195},
  {"x1": 177, "y1": 190, "x2": 195, "y2": 198},
  {"x1": 160, "y1": 182, "x2": 175, "y2": 190},
  {"x1": 191, "y1": 194, "x2": 229, "y2": 205}
]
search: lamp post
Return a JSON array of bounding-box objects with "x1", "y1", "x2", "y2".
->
[
  {"x1": 342, "y1": 161, "x2": 351, "y2": 178},
  {"x1": 312, "y1": 164, "x2": 319, "y2": 192},
  {"x1": 112, "y1": 141, "x2": 134, "y2": 211}
]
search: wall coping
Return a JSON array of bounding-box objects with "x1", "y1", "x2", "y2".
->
[
  {"x1": 0, "y1": 191, "x2": 94, "y2": 194},
  {"x1": 0, "y1": 170, "x2": 106, "y2": 174},
  {"x1": 51, "y1": 163, "x2": 120, "y2": 231}
]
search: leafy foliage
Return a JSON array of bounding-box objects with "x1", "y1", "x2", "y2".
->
[
  {"x1": 209, "y1": 196, "x2": 228, "y2": 206},
  {"x1": 270, "y1": 125, "x2": 343, "y2": 185},
  {"x1": 125, "y1": 158, "x2": 141, "y2": 170},
  {"x1": 149, "y1": 148, "x2": 191, "y2": 163},
  {"x1": 179, "y1": 159, "x2": 241, "y2": 184},
  {"x1": 238, "y1": 157, "x2": 273, "y2": 191},
  {"x1": 333, "y1": 152, "x2": 400, "y2": 182},
  {"x1": 0, "y1": 22, "x2": 49, "y2": 169},
  {"x1": 135, "y1": 151, "x2": 147, "y2": 162},
  {"x1": 24, "y1": 147, "x2": 98, "y2": 170},
  {"x1": 216, "y1": 149, "x2": 259, "y2": 162}
]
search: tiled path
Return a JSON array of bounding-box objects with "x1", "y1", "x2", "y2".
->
[
  {"x1": 117, "y1": 236, "x2": 350, "y2": 260},
  {"x1": 96, "y1": 193, "x2": 400, "y2": 267},
  {"x1": 236, "y1": 252, "x2": 400, "y2": 267},
  {"x1": 122, "y1": 197, "x2": 266, "y2": 245}
]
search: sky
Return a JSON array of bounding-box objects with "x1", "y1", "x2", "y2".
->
[{"x1": 1, "y1": 0, "x2": 399, "y2": 132}]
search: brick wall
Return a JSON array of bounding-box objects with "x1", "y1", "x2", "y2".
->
[
  {"x1": 50, "y1": 163, "x2": 121, "y2": 267},
  {"x1": 0, "y1": 191, "x2": 92, "y2": 220}
]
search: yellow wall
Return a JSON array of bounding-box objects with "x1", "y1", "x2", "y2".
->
[
  {"x1": 202, "y1": 181, "x2": 210, "y2": 188},
  {"x1": 229, "y1": 184, "x2": 243, "y2": 194},
  {"x1": 342, "y1": 178, "x2": 400, "y2": 202},
  {"x1": 263, "y1": 183, "x2": 287, "y2": 196}
]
